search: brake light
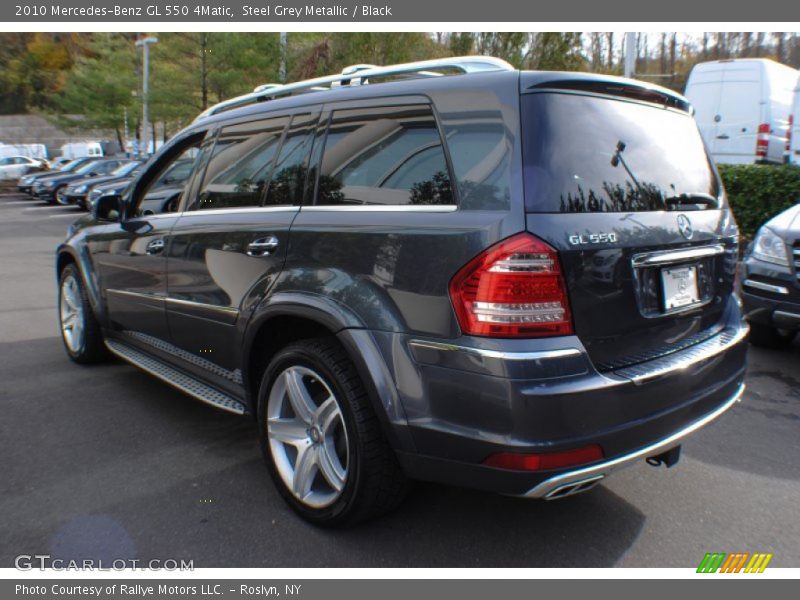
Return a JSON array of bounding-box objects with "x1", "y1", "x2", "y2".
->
[
  {"x1": 786, "y1": 115, "x2": 793, "y2": 157},
  {"x1": 449, "y1": 232, "x2": 573, "y2": 338},
  {"x1": 483, "y1": 445, "x2": 604, "y2": 471},
  {"x1": 756, "y1": 123, "x2": 770, "y2": 158}
]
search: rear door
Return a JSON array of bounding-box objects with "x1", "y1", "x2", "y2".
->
[
  {"x1": 520, "y1": 85, "x2": 738, "y2": 373},
  {"x1": 164, "y1": 111, "x2": 318, "y2": 390},
  {"x1": 685, "y1": 65, "x2": 723, "y2": 156},
  {"x1": 715, "y1": 62, "x2": 762, "y2": 164}
]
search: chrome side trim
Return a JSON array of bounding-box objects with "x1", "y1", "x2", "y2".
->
[
  {"x1": 522, "y1": 382, "x2": 746, "y2": 499},
  {"x1": 742, "y1": 279, "x2": 789, "y2": 295},
  {"x1": 301, "y1": 205, "x2": 458, "y2": 213},
  {"x1": 107, "y1": 289, "x2": 165, "y2": 302},
  {"x1": 612, "y1": 324, "x2": 749, "y2": 385},
  {"x1": 164, "y1": 296, "x2": 239, "y2": 315},
  {"x1": 631, "y1": 244, "x2": 725, "y2": 267},
  {"x1": 408, "y1": 339, "x2": 582, "y2": 361},
  {"x1": 179, "y1": 206, "x2": 299, "y2": 217},
  {"x1": 105, "y1": 339, "x2": 246, "y2": 415}
]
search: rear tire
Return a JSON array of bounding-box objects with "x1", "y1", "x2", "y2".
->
[
  {"x1": 257, "y1": 337, "x2": 407, "y2": 527},
  {"x1": 748, "y1": 322, "x2": 795, "y2": 349},
  {"x1": 58, "y1": 264, "x2": 107, "y2": 364}
]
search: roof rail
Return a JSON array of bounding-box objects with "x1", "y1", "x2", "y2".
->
[{"x1": 194, "y1": 56, "x2": 514, "y2": 122}]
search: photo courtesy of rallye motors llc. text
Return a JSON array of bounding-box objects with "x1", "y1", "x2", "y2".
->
[{"x1": 15, "y1": 584, "x2": 301, "y2": 596}]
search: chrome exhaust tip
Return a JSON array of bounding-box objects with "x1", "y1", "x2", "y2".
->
[{"x1": 544, "y1": 475, "x2": 605, "y2": 500}]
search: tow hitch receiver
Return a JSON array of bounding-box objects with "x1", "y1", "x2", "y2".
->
[{"x1": 646, "y1": 445, "x2": 681, "y2": 468}]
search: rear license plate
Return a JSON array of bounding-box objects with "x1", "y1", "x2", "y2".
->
[{"x1": 661, "y1": 265, "x2": 700, "y2": 310}]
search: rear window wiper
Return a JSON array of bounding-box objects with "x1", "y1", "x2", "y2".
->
[{"x1": 664, "y1": 193, "x2": 719, "y2": 209}]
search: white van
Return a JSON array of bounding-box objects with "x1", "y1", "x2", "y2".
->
[
  {"x1": 684, "y1": 58, "x2": 799, "y2": 165},
  {"x1": 59, "y1": 142, "x2": 104, "y2": 160},
  {"x1": 789, "y1": 83, "x2": 800, "y2": 165}
]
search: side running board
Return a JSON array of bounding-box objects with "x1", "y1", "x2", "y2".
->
[{"x1": 105, "y1": 339, "x2": 246, "y2": 415}]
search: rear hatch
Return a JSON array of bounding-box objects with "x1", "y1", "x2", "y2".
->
[{"x1": 520, "y1": 76, "x2": 738, "y2": 372}]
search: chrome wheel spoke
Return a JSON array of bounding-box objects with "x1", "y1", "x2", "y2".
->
[
  {"x1": 62, "y1": 313, "x2": 77, "y2": 330},
  {"x1": 316, "y1": 396, "x2": 340, "y2": 434},
  {"x1": 292, "y1": 445, "x2": 318, "y2": 498},
  {"x1": 284, "y1": 369, "x2": 317, "y2": 424},
  {"x1": 317, "y1": 440, "x2": 346, "y2": 492},
  {"x1": 267, "y1": 418, "x2": 308, "y2": 446}
]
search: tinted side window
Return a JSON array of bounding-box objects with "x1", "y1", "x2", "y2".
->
[
  {"x1": 195, "y1": 116, "x2": 289, "y2": 211},
  {"x1": 133, "y1": 134, "x2": 205, "y2": 216},
  {"x1": 316, "y1": 105, "x2": 453, "y2": 206},
  {"x1": 265, "y1": 113, "x2": 317, "y2": 206}
]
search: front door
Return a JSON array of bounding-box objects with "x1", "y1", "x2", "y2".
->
[{"x1": 88, "y1": 132, "x2": 209, "y2": 349}]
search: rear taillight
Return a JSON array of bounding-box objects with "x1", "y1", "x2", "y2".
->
[
  {"x1": 786, "y1": 115, "x2": 793, "y2": 157},
  {"x1": 483, "y1": 445, "x2": 604, "y2": 471},
  {"x1": 449, "y1": 232, "x2": 573, "y2": 338},
  {"x1": 756, "y1": 123, "x2": 770, "y2": 158}
]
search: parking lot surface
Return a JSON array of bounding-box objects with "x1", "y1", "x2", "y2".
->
[{"x1": 1, "y1": 192, "x2": 798, "y2": 568}]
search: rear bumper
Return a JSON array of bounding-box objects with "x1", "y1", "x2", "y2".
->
[
  {"x1": 368, "y1": 301, "x2": 748, "y2": 495},
  {"x1": 522, "y1": 382, "x2": 744, "y2": 499}
]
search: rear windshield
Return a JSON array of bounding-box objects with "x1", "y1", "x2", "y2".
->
[{"x1": 522, "y1": 93, "x2": 720, "y2": 213}]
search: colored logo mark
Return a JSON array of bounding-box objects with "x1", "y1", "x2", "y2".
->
[{"x1": 697, "y1": 552, "x2": 773, "y2": 573}]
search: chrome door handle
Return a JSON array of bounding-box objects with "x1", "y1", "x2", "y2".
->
[
  {"x1": 146, "y1": 238, "x2": 165, "y2": 255},
  {"x1": 247, "y1": 236, "x2": 279, "y2": 257},
  {"x1": 716, "y1": 134, "x2": 730, "y2": 139}
]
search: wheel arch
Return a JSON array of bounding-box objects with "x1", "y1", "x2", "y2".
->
[
  {"x1": 56, "y1": 245, "x2": 105, "y2": 324},
  {"x1": 243, "y1": 293, "x2": 414, "y2": 452}
]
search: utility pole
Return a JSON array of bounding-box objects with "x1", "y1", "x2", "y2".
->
[
  {"x1": 624, "y1": 32, "x2": 636, "y2": 78},
  {"x1": 279, "y1": 32, "x2": 287, "y2": 83},
  {"x1": 135, "y1": 36, "x2": 158, "y2": 158}
]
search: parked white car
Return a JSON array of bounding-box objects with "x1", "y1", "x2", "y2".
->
[
  {"x1": 0, "y1": 156, "x2": 44, "y2": 181},
  {"x1": 685, "y1": 58, "x2": 799, "y2": 165}
]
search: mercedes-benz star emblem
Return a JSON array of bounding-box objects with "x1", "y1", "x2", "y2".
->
[{"x1": 677, "y1": 214, "x2": 693, "y2": 240}]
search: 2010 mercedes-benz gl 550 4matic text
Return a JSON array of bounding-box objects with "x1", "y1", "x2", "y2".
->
[{"x1": 56, "y1": 57, "x2": 749, "y2": 526}]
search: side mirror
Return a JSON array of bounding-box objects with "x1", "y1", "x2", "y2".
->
[{"x1": 94, "y1": 194, "x2": 121, "y2": 222}]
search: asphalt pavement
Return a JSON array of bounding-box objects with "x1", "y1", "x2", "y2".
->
[{"x1": 0, "y1": 192, "x2": 798, "y2": 568}]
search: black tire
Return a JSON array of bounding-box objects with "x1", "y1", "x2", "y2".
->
[
  {"x1": 50, "y1": 184, "x2": 66, "y2": 205},
  {"x1": 58, "y1": 264, "x2": 107, "y2": 364},
  {"x1": 748, "y1": 322, "x2": 795, "y2": 349},
  {"x1": 257, "y1": 337, "x2": 407, "y2": 527}
]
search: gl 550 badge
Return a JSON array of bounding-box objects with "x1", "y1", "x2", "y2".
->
[{"x1": 568, "y1": 232, "x2": 619, "y2": 245}]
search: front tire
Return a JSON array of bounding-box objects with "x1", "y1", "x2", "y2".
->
[
  {"x1": 748, "y1": 321, "x2": 795, "y2": 349},
  {"x1": 58, "y1": 264, "x2": 107, "y2": 363},
  {"x1": 258, "y1": 338, "x2": 407, "y2": 527},
  {"x1": 54, "y1": 185, "x2": 69, "y2": 205}
]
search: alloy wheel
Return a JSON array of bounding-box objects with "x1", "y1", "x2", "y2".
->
[
  {"x1": 60, "y1": 275, "x2": 85, "y2": 353},
  {"x1": 266, "y1": 366, "x2": 349, "y2": 508}
]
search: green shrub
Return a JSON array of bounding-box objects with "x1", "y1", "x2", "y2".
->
[{"x1": 717, "y1": 163, "x2": 800, "y2": 240}]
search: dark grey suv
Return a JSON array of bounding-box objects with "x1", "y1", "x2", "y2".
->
[
  {"x1": 56, "y1": 57, "x2": 749, "y2": 526},
  {"x1": 741, "y1": 203, "x2": 800, "y2": 347}
]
